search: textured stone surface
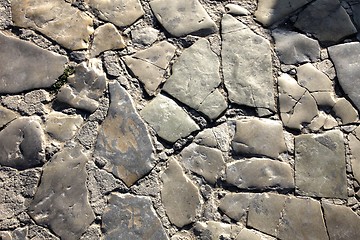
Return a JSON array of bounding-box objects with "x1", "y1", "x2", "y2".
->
[
  {"x1": 194, "y1": 123, "x2": 230, "y2": 152},
  {"x1": 236, "y1": 228, "x2": 275, "y2": 240},
  {"x1": 0, "y1": 106, "x2": 17, "y2": 128},
  {"x1": 193, "y1": 221, "x2": 242, "y2": 240},
  {"x1": 348, "y1": 130, "x2": 360, "y2": 184},
  {"x1": 0, "y1": 32, "x2": 67, "y2": 94},
  {"x1": 45, "y1": 112, "x2": 83, "y2": 141},
  {"x1": 296, "y1": 63, "x2": 333, "y2": 92},
  {"x1": 225, "y1": 4, "x2": 250, "y2": 16},
  {"x1": 95, "y1": 81, "x2": 154, "y2": 187},
  {"x1": 333, "y1": 98, "x2": 358, "y2": 124},
  {"x1": 219, "y1": 193, "x2": 254, "y2": 221}
]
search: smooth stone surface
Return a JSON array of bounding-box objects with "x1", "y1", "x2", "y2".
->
[
  {"x1": 295, "y1": 130, "x2": 347, "y2": 198},
  {"x1": 0, "y1": 117, "x2": 45, "y2": 170},
  {"x1": 348, "y1": 131, "x2": 360, "y2": 184},
  {"x1": 0, "y1": 32, "x2": 67, "y2": 94},
  {"x1": 226, "y1": 158, "x2": 294, "y2": 190},
  {"x1": 294, "y1": 0, "x2": 357, "y2": 45},
  {"x1": 95, "y1": 81, "x2": 154, "y2": 187},
  {"x1": 333, "y1": 98, "x2": 358, "y2": 124},
  {"x1": 150, "y1": 0, "x2": 217, "y2": 37},
  {"x1": 161, "y1": 159, "x2": 201, "y2": 227},
  {"x1": 102, "y1": 193, "x2": 168, "y2": 240},
  {"x1": 45, "y1": 112, "x2": 83, "y2": 141},
  {"x1": 193, "y1": 221, "x2": 242, "y2": 240},
  {"x1": 273, "y1": 30, "x2": 320, "y2": 65},
  {"x1": 222, "y1": 14, "x2": 275, "y2": 112},
  {"x1": 163, "y1": 39, "x2": 226, "y2": 119},
  {"x1": 140, "y1": 94, "x2": 200, "y2": 143},
  {"x1": 194, "y1": 123, "x2": 230, "y2": 152},
  {"x1": 11, "y1": 0, "x2": 93, "y2": 50},
  {"x1": 86, "y1": 0, "x2": 144, "y2": 27},
  {"x1": 0, "y1": 106, "x2": 17, "y2": 128},
  {"x1": 28, "y1": 147, "x2": 94, "y2": 240},
  {"x1": 296, "y1": 63, "x2": 333, "y2": 92},
  {"x1": 225, "y1": 4, "x2": 250, "y2": 16},
  {"x1": 219, "y1": 193, "x2": 254, "y2": 221},
  {"x1": 232, "y1": 118, "x2": 287, "y2": 158}
]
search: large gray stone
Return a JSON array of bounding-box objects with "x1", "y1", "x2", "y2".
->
[
  {"x1": 28, "y1": 147, "x2": 94, "y2": 240},
  {"x1": 222, "y1": 14, "x2": 275, "y2": 112},
  {"x1": 0, "y1": 32, "x2": 67, "y2": 94},
  {"x1": 102, "y1": 193, "x2": 168, "y2": 240},
  {"x1": 95, "y1": 81, "x2": 155, "y2": 187}
]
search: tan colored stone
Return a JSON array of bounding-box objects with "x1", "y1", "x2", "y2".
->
[
  {"x1": 193, "y1": 221, "x2": 242, "y2": 240},
  {"x1": 45, "y1": 112, "x2": 83, "y2": 141},
  {"x1": 0, "y1": 106, "x2": 17, "y2": 128},
  {"x1": 297, "y1": 63, "x2": 333, "y2": 92},
  {"x1": 236, "y1": 228, "x2": 276, "y2": 240},
  {"x1": 219, "y1": 193, "x2": 254, "y2": 221},
  {"x1": 333, "y1": 98, "x2": 358, "y2": 124}
]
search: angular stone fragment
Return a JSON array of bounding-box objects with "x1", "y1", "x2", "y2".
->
[
  {"x1": 322, "y1": 202, "x2": 360, "y2": 240},
  {"x1": 0, "y1": 106, "x2": 17, "y2": 128},
  {"x1": 193, "y1": 221, "x2": 242, "y2": 240},
  {"x1": 140, "y1": 94, "x2": 199, "y2": 143},
  {"x1": 86, "y1": 0, "x2": 144, "y2": 27},
  {"x1": 348, "y1": 130, "x2": 360, "y2": 184},
  {"x1": 0, "y1": 32, "x2": 67, "y2": 94},
  {"x1": 225, "y1": 4, "x2": 250, "y2": 16},
  {"x1": 45, "y1": 112, "x2": 83, "y2": 141},
  {"x1": 222, "y1": 14, "x2": 275, "y2": 112},
  {"x1": 296, "y1": 63, "x2": 333, "y2": 92},
  {"x1": 11, "y1": 0, "x2": 93, "y2": 50},
  {"x1": 226, "y1": 159, "x2": 294, "y2": 190},
  {"x1": 295, "y1": 130, "x2": 347, "y2": 198},
  {"x1": 295, "y1": 0, "x2": 357, "y2": 45},
  {"x1": 333, "y1": 98, "x2": 358, "y2": 124},
  {"x1": 0, "y1": 117, "x2": 45, "y2": 170},
  {"x1": 236, "y1": 228, "x2": 276, "y2": 240},
  {"x1": 28, "y1": 147, "x2": 94, "y2": 240},
  {"x1": 194, "y1": 123, "x2": 230, "y2": 152},
  {"x1": 232, "y1": 118, "x2": 287, "y2": 158},
  {"x1": 219, "y1": 193, "x2": 254, "y2": 221},
  {"x1": 102, "y1": 193, "x2": 168, "y2": 240},
  {"x1": 57, "y1": 61, "x2": 107, "y2": 113},
  {"x1": 161, "y1": 159, "x2": 202, "y2": 227},
  {"x1": 90, "y1": 23, "x2": 126, "y2": 57},
  {"x1": 95, "y1": 81, "x2": 154, "y2": 187},
  {"x1": 131, "y1": 27, "x2": 159, "y2": 47},
  {"x1": 150, "y1": 0, "x2": 217, "y2": 37},
  {"x1": 163, "y1": 39, "x2": 226, "y2": 119}
]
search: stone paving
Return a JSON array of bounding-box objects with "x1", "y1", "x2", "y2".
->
[{"x1": 1, "y1": 0, "x2": 360, "y2": 239}]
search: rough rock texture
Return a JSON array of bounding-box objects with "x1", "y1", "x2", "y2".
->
[
  {"x1": 0, "y1": 106, "x2": 17, "y2": 128},
  {"x1": 193, "y1": 221, "x2": 242, "y2": 240},
  {"x1": 219, "y1": 193, "x2": 254, "y2": 222},
  {"x1": 45, "y1": 112, "x2": 83, "y2": 141}
]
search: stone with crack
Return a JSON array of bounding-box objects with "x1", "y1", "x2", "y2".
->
[
  {"x1": 218, "y1": 193, "x2": 255, "y2": 221},
  {"x1": 333, "y1": 98, "x2": 358, "y2": 124},
  {"x1": 45, "y1": 112, "x2": 83, "y2": 141},
  {"x1": 0, "y1": 106, "x2": 17, "y2": 129},
  {"x1": 194, "y1": 123, "x2": 230, "y2": 152},
  {"x1": 296, "y1": 63, "x2": 333, "y2": 92},
  {"x1": 236, "y1": 228, "x2": 276, "y2": 240},
  {"x1": 193, "y1": 221, "x2": 242, "y2": 240},
  {"x1": 348, "y1": 129, "x2": 360, "y2": 184}
]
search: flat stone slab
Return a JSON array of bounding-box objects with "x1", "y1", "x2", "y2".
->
[
  {"x1": 11, "y1": 0, "x2": 93, "y2": 50},
  {"x1": 194, "y1": 123, "x2": 230, "y2": 152},
  {"x1": 45, "y1": 112, "x2": 83, "y2": 141},
  {"x1": 295, "y1": 130, "x2": 347, "y2": 198},
  {"x1": 150, "y1": 0, "x2": 217, "y2": 37},
  {"x1": 296, "y1": 63, "x2": 333, "y2": 92},
  {"x1": 95, "y1": 81, "x2": 155, "y2": 187},
  {"x1": 219, "y1": 193, "x2": 255, "y2": 221},
  {"x1": 222, "y1": 14, "x2": 275, "y2": 112},
  {"x1": 0, "y1": 32, "x2": 67, "y2": 94},
  {"x1": 28, "y1": 147, "x2": 95, "y2": 240},
  {"x1": 102, "y1": 193, "x2": 168, "y2": 240}
]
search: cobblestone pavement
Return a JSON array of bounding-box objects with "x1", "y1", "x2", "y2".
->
[{"x1": 1, "y1": 0, "x2": 360, "y2": 239}]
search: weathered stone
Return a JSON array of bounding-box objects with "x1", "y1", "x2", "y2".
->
[
  {"x1": 193, "y1": 221, "x2": 242, "y2": 240},
  {"x1": 28, "y1": 147, "x2": 94, "y2": 240},
  {"x1": 219, "y1": 193, "x2": 254, "y2": 221},
  {"x1": 0, "y1": 117, "x2": 45, "y2": 170},
  {"x1": 150, "y1": 0, "x2": 217, "y2": 37},
  {"x1": 236, "y1": 228, "x2": 276, "y2": 240},
  {"x1": 352, "y1": 4, "x2": 360, "y2": 30},
  {"x1": 295, "y1": 0, "x2": 357, "y2": 45},
  {"x1": 322, "y1": 202, "x2": 360, "y2": 240},
  {"x1": 194, "y1": 123, "x2": 230, "y2": 152},
  {"x1": 273, "y1": 30, "x2": 320, "y2": 65},
  {"x1": 163, "y1": 39, "x2": 226, "y2": 119},
  {"x1": 57, "y1": 61, "x2": 107, "y2": 113},
  {"x1": 295, "y1": 130, "x2": 347, "y2": 198},
  {"x1": 348, "y1": 131, "x2": 360, "y2": 184},
  {"x1": 131, "y1": 27, "x2": 159, "y2": 47},
  {"x1": 226, "y1": 158, "x2": 294, "y2": 190},
  {"x1": 222, "y1": 14, "x2": 275, "y2": 112},
  {"x1": 333, "y1": 98, "x2": 358, "y2": 124},
  {"x1": 328, "y1": 42, "x2": 360, "y2": 110},
  {"x1": 95, "y1": 81, "x2": 154, "y2": 187},
  {"x1": 232, "y1": 118, "x2": 287, "y2": 158},
  {"x1": 310, "y1": 92, "x2": 336, "y2": 107},
  {"x1": 102, "y1": 193, "x2": 168, "y2": 240},
  {"x1": 45, "y1": 112, "x2": 83, "y2": 141},
  {"x1": 161, "y1": 159, "x2": 201, "y2": 227},
  {"x1": 0, "y1": 32, "x2": 67, "y2": 94},
  {"x1": 11, "y1": 0, "x2": 93, "y2": 50},
  {"x1": 0, "y1": 106, "x2": 17, "y2": 128},
  {"x1": 255, "y1": 0, "x2": 311, "y2": 26},
  {"x1": 180, "y1": 143, "x2": 225, "y2": 184},
  {"x1": 225, "y1": 4, "x2": 250, "y2": 16},
  {"x1": 86, "y1": 0, "x2": 144, "y2": 27},
  {"x1": 90, "y1": 23, "x2": 126, "y2": 57},
  {"x1": 140, "y1": 94, "x2": 199, "y2": 143},
  {"x1": 296, "y1": 63, "x2": 333, "y2": 92}
]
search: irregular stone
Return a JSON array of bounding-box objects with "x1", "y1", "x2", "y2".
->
[
  {"x1": 0, "y1": 117, "x2": 45, "y2": 170},
  {"x1": 225, "y1": 4, "x2": 250, "y2": 16},
  {"x1": 194, "y1": 123, "x2": 230, "y2": 152},
  {"x1": 232, "y1": 118, "x2": 287, "y2": 158},
  {"x1": 226, "y1": 158, "x2": 294, "y2": 190},
  {"x1": 255, "y1": 0, "x2": 311, "y2": 26},
  {"x1": 150, "y1": 0, "x2": 217, "y2": 37},
  {"x1": 180, "y1": 143, "x2": 225, "y2": 184},
  {"x1": 236, "y1": 229, "x2": 276, "y2": 240},
  {"x1": 273, "y1": 30, "x2": 320, "y2": 65},
  {"x1": 131, "y1": 27, "x2": 159, "y2": 47},
  {"x1": 322, "y1": 202, "x2": 360, "y2": 240},
  {"x1": 95, "y1": 81, "x2": 155, "y2": 187},
  {"x1": 294, "y1": 0, "x2": 357, "y2": 45},
  {"x1": 86, "y1": 0, "x2": 144, "y2": 27},
  {"x1": 310, "y1": 92, "x2": 336, "y2": 107},
  {"x1": 45, "y1": 112, "x2": 83, "y2": 141},
  {"x1": 352, "y1": 4, "x2": 360, "y2": 30},
  {"x1": 348, "y1": 131, "x2": 360, "y2": 184},
  {"x1": 57, "y1": 61, "x2": 107, "y2": 113},
  {"x1": 80, "y1": 225, "x2": 102, "y2": 240},
  {"x1": 295, "y1": 130, "x2": 347, "y2": 198},
  {"x1": 161, "y1": 159, "x2": 202, "y2": 227},
  {"x1": 218, "y1": 193, "x2": 254, "y2": 221},
  {"x1": 28, "y1": 147, "x2": 94, "y2": 240},
  {"x1": 0, "y1": 32, "x2": 67, "y2": 94},
  {"x1": 90, "y1": 23, "x2": 126, "y2": 57},
  {"x1": 140, "y1": 94, "x2": 199, "y2": 143},
  {"x1": 328, "y1": 42, "x2": 360, "y2": 110},
  {"x1": 193, "y1": 221, "x2": 242, "y2": 240},
  {"x1": 163, "y1": 39, "x2": 226, "y2": 119},
  {"x1": 333, "y1": 98, "x2": 358, "y2": 124},
  {"x1": 102, "y1": 193, "x2": 168, "y2": 240},
  {"x1": 11, "y1": 0, "x2": 93, "y2": 50},
  {"x1": 0, "y1": 106, "x2": 17, "y2": 128},
  {"x1": 296, "y1": 63, "x2": 333, "y2": 92},
  {"x1": 222, "y1": 14, "x2": 275, "y2": 112}
]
